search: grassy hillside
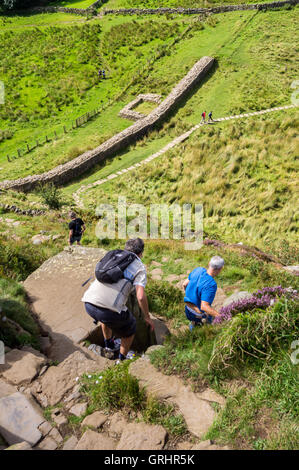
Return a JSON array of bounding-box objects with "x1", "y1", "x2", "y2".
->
[
  {"x1": 76, "y1": 111, "x2": 298, "y2": 246},
  {"x1": 1, "y1": 7, "x2": 298, "y2": 180},
  {"x1": 0, "y1": 13, "x2": 185, "y2": 175}
]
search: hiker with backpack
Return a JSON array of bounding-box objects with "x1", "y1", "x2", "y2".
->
[
  {"x1": 183, "y1": 256, "x2": 224, "y2": 331},
  {"x1": 68, "y1": 211, "x2": 86, "y2": 246},
  {"x1": 82, "y1": 238, "x2": 154, "y2": 361}
]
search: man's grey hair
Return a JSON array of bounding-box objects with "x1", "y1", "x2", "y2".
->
[
  {"x1": 125, "y1": 238, "x2": 144, "y2": 256},
  {"x1": 209, "y1": 256, "x2": 225, "y2": 270}
]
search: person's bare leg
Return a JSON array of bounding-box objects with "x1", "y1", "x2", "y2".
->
[
  {"x1": 101, "y1": 323, "x2": 112, "y2": 340},
  {"x1": 120, "y1": 334, "x2": 135, "y2": 356}
]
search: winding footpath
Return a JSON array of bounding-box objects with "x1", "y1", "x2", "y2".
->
[{"x1": 73, "y1": 103, "x2": 296, "y2": 208}]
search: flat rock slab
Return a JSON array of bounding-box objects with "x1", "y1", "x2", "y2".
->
[
  {"x1": 75, "y1": 430, "x2": 116, "y2": 450},
  {"x1": 0, "y1": 378, "x2": 17, "y2": 398},
  {"x1": 36, "y1": 436, "x2": 58, "y2": 450},
  {"x1": 82, "y1": 411, "x2": 107, "y2": 429},
  {"x1": 63, "y1": 435, "x2": 78, "y2": 450},
  {"x1": 0, "y1": 392, "x2": 44, "y2": 446},
  {"x1": 191, "y1": 439, "x2": 230, "y2": 450},
  {"x1": 0, "y1": 349, "x2": 47, "y2": 386},
  {"x1": 130, "y1": 358, "x2": 219, "y2": 438},
  {"x1": 108, "y1": 412, "x2": 128, "y2": 437},
  {"x1": 32, "y1": 351, "x2": 109, "y2": 406},
  {"x1": 222, "y1": 291, "x2": 252, "y2": 307},
  {"x1": 69, "y1": 402, "x2": 88, "y2": 417},
  {"x1": 24, "y1": 247, "x2": 107, "y2": 361},
  {"x1": 5, "y1": 441, "x2": 32, "y2": 450},
  {"x1": 117, "y1": 422, "x2": 167, "y2": 450}
]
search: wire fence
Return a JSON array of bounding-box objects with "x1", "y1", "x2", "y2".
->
[{"x1": 5, "y1": 16, "x2": 202, "y2": 164}]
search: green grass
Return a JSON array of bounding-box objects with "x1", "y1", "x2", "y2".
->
[
  {"x1": 150, "y1": 297, "x2": 299, "y2": 449},
  {"x1": 77, "y1": 111, "x2": 299, "y2": 247},
  {"x1": 208, "y1": 297, "x2": 299, "y2": 374},
  {"x1": 0, "y1": 277, "x2": 40, "y2": 349},
  {"x1": 80, "y1": 359, "x2": 188, "y2": 436},
  {"x1": 50, "y1": 0, "x2": 97, "y2": 7},
  {"x1": 2, "y1": 8, "x2": 298, "y2": 184},
  {"x1": 205, "y1": 350, "x2": 299, "y2": 449},
  {"x1": 0, "y1": 14, "x2": 184, "y2": 175},
  {"x1": 55, "y1": 8, "x2": 299, "y2": 246},
  {"x1": 0, "y1": 12, "x2": 85, "y2": 30},
  {"x1": 133, "y1": 100, "x2": 158, "y2": 115}
]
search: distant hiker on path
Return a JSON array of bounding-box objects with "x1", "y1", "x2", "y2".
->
[
  {"x1": 82, "y1": 238, "x2": 155, "y2": 361},
  {"x1": 68, "y1": 211, "x2": 85, "y2": 246},
  {"x1": 102, "y1": 70, "x2": 106, "y2": 79},
  {"x1": 98, "y1": 69, "x2": 102, "y2": 79},
  {"x1": 183, "y1": 256, "x2": 224, "y2": 331},
  {"x1": 201, "y1": 111, "x2": 206, "y2": 123},
  {"x1": 208, "y1": 111, "x2": 214, "y2": 122}
]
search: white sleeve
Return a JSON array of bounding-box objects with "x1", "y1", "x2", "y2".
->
[{"x1": 133, "y1": 268, "x2": 147, "y2": 288}]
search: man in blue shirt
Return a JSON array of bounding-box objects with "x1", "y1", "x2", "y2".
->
[{"x1": 183, "y1": 256, "x2": 224, "y2": 330}]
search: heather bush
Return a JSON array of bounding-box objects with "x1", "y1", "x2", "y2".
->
[
  {"x1": 208, "y1": 296, "x2": 299, "y2": 372},
  {"x1": 214, "y1": 286, "x2": 298, "y2": 324}
]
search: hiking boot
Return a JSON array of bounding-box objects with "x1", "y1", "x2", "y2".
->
[
  {"x1": 126, "y1": 350, "x2": 136, "y2": 360},
  {"x1": 88, "y1": 344, "x2": 103, "y2": 356},
  {"x1": 88, "y1": 343, "x2": 116, "y2": 360}
]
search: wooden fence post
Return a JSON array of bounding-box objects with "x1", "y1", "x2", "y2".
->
[
  {"x1": 26, "y1": 144, "x2": 30, "y2": 152},
  {"x1": 17, "y1": 149, "x2": 21, "y2": 158},
  {"x1": 64, "y1": 126, "x2": 67, "y2": 134},
  {"x1": 7, "y1": 155, "x2": 10, "y2": 162}
]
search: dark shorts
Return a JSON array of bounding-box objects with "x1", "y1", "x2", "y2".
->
[
  {"x1": 185, "y1": 305, "x2": 213, "y2": 325},
  {"x1": 70, "y1": 234, "x2": 82, "y2": 245},
  {"x1": 84, "y1": 302, "x2": 136, "y2": 338}
]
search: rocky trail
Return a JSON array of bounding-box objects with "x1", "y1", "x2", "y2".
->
[{"x1": 0, "y1": 246, "x2": 232, "y2": 450}]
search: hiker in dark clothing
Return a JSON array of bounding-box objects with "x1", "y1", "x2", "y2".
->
[
  {"x1": 102, "y1": 69, "x2": 106, "y2": 79},
  {"x1": 208, "y1": 111, "x2": 214, "y2": 122},
  {"x1": 68, "y1": 211, "x2": 85, "y2": 246},
  {"x1": 98, "y1": 69, "x2": 102, "y2": 79}
]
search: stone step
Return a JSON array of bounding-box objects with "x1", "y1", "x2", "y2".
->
[{"x1": 129, "y1": 356, "x2": 225, "y2": 438}]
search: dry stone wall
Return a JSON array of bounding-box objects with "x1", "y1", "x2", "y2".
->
[
  {"x1": 119, "y1": 93, "x2": 162, "y2": 121},
  {"x1": 0, "y1": 57, "x2": 214, "y2": 192},
  {"x1": 102, "y1": 0, "x2": 298, "y2": 15},
  {"x1": 18, "y1": 0, "x2": 298, "y2": 17}
]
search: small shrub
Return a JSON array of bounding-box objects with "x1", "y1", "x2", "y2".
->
[
  {"x1": 81, "y1": 361, "x2": 145, "y2": 412},
  {"x1": 38, "y1": 183, "x2": 63, "y2": 210}
]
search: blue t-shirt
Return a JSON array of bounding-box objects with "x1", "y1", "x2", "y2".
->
[{"x1": 184, "y1": 267, "x2": 217, "y2": 312}]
